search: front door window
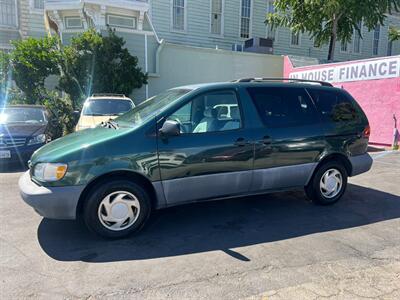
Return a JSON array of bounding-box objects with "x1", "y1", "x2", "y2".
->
[{"x1": 166, "y1": 90, "x2": 242, "y2": 134}]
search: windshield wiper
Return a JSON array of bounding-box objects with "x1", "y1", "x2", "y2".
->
[{"x1": 101, "y1": 119, "x2": 119, "y2": 129}]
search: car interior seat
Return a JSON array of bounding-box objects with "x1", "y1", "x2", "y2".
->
[
  {"x1": 220, "y1": 106, "x2": 241, "y2": 131},
  {"x1": 193, "y1": 107, "x2": 219, "y2": 133}
]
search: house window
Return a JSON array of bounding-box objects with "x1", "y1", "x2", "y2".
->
[
  {"x1": 240, "y1": 0, "x2": 251, "y2": 38},
  {"x1": 33, "y1": 0, "x2": 44, "y2": 9},
  {"x1": 65, "y1": 17, "x2": 83, "y2": 29},
  {"x1": 341, "y1": 41, "x2": 348, "y2": 52},
  {"x1": 107, "y1": 15, "x2": 137, "y2": 29},
  {"x1": 266, "y1": 0, "x2": 276, "y2": 39},
  {"x1": 210, "y1": 0, "x2": 223, "y2": 35},
  {"x1": 353, "y1": 21, "x2": 362, "y2": 54},
  {"x1": 0, "y1": 0, "x2": 17, "y2": 27},
  {"x1": 373, "y1": 25, "x2": 380, "y2": 55},
  {"x1": 172, "y1": 0, "x2": 185, "y2": 31},
  {"x1": 387, "y1": 40, "x2": 393, "y2": 56},
  {"x1": 291, "y1": 31, "x2": 300, "y2": 46}
]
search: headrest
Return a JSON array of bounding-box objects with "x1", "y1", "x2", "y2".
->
[
  {"x1": 204, "y1": 107, "x2": 218, "y2": 118},
  {"x1": 230, "y1": 106, "x2": 240, "y2": 119}
]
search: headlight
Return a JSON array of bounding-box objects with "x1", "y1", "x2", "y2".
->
[
  {"x1": 28, "y1": 134, "x2": 46, "y2": 145},
  {"x1": 33, "y1": 163, "x2": 68, "y2": 182}
]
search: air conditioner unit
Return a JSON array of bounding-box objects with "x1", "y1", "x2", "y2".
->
[{"x1": 243, "y1": 37, "x2": 274, "y2": 54}]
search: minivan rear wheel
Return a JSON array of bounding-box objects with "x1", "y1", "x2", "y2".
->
[
  {"x1": 305, "y1": 161, "x2": 348, "y2": 205},
  {"x1": 83, "y1": 179, "x2": 151, "y2": 239}
]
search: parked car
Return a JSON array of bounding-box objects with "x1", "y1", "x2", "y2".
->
[
  {"x1": 19, "y1": 79, "x2": 373, "y2": 238},
  {"x1": 0, "y1": 105, "x2": 53, "y2": 166},
  {"x1": 75, "y1": 94, "x2": 134, "y2": 131}
]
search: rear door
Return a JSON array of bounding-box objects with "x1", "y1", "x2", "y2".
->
[
  {"x1": 306, "y1": 88, "x2": 369, "y2": 155},
  {"x1": 246, "y1": 86, "x2": 326, "y2": 192}
]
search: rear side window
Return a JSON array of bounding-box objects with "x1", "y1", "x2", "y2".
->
[
  {"x1": 307, "y1": 89, "x2": 358, "y2": 123},
  {"x1": 247, "y1": 87, "x2": 319, "y2": 127}
]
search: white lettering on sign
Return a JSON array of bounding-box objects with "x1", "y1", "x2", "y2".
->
[{"x1": 289, "y1": 57, "x2": 400, "y2": 83}]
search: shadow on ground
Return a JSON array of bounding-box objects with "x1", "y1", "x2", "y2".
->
[
  {"x1": 37, "y1": 184, "x2": 400, "y2": 263},
  {"x1": 0, "y1": 163, "x2": 27, "y2": 173}
]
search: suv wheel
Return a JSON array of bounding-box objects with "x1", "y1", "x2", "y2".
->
[
  {"x1": 83, "y1": 179, "x2": 151, "y2": 239},
  {"x1": 305, "y1": 161, "x2": 348, "y2": 205}
]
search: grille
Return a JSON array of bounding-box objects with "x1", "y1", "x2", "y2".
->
[{"x1": 0, "y1": 137, "x2": 27, "y2": 148}]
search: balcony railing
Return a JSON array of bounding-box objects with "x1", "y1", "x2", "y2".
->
[
  {"x1": 45, "y1": 0, "x2": 148, "y2": 3},
  {"x1": 45, "y1": 0, "x2": 149, "y2": 11}
]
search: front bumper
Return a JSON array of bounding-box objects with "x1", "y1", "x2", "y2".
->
[
  {"x1": 19, "y1": 171, "x2": 85, "y2": 220},
  {"x1": 349, "y1": 153, "x2": 373, "y2": 176}
]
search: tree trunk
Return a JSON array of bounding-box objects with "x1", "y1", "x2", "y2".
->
[
  {"x1": 328, "y1": 15, "x2": 339, "y2": 61},
  {"x1": 328, "y1": 34, "x2": 336, "y2": 61}
]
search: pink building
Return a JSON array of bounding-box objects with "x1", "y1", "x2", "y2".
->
[{"x1": 284, "y1": 56, "x2": 400, "y2": 147}]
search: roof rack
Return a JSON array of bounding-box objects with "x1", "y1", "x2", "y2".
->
[
  {"x1": 232, "y1": 77, "x2": 333, "y2": 87},
  {"x1": 91, "y1": 93, "x2": 127, "y2": 98}
]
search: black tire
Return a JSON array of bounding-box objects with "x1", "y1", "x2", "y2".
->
[
  {"x1": 83, "y1": 179, "x2": 152, "y2": 239},
  {"x1": 305, "y1": 161, "x2": 348, "y2": 205}
]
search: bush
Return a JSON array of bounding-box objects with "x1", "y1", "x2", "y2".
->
[
  {"x1": 5, "y1": 88, "x2": 27, "y2": 106},
  {"x1": 11, "y1": 37, "x2": 61, "y2": 104},
  {"x1": 59, "y1": 28, "x2": 147, "y2": 108},
  {"x1": 5, "y1": 29, "x2": 147, "y2": 136},
  {"x1": 6, "y1": 89, "x2": 74, "y2": 139},
  {"x1": 41, "y1": 92, "x2": 75, "y2": 138}
]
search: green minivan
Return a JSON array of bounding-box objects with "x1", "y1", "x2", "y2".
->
[{"x1": 19, "y1": 79, "x2": 373, "y2": 238}]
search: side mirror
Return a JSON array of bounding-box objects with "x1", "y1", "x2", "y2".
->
[{"x1": 159, "y1": 120, "x2": 181, "y2": 137}]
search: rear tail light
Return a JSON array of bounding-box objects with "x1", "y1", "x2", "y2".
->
[{"x1": 363, "y1": 125, "x2": 371, "y2": 138}]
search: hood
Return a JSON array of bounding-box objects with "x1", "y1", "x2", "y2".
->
[
  {"x1": 77, "y1": 115, "x2": 118, "y2": 129},
  {"x1": 31, "y1": 125, "x2": 132, "y2": 163},
  {"x1": 0, "y1": 123, "x2": 46, "y2": 137}
]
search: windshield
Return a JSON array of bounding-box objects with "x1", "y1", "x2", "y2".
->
[
  {"x1": 116, "y1": 89, "x2": 192, "y2": 125},
  {"x1": 0, "y1": 107, "x2": 47, "y2": 125},
  {"x1": 82, "y1": 99, "x2": 134, "y2": 116}
]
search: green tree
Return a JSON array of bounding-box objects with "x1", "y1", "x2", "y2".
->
[
  {"x1": 389, "y1": 26, "x2": 400, "y2": 41},
  {"x1": 11, "y1": 37, "x2": 61, "y2": 103},
  {"x1": 266, "y1": 0, "x2": 400, "y2": 61},
  {"x1": 0, "y1": 51, "x2": 12, "y2": 107},
  {"x1": 59, "y1": 28, "x2": 148, "y2": 108}
]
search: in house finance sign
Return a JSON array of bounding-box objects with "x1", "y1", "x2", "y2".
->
[{"x1": 289, "y1": 56, "x2": 400, "y2": 83}]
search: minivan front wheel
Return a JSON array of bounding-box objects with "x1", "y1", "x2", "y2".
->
[
  {"x1": 305, "y1": 161, "x2": 348, "y2": 205},
  {"x1": 83, "y1": 179, "x2": 151, "y2": 239}
]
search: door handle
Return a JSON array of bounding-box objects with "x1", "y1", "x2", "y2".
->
[
  {"x1": 262, "y1": 136, "x2": 272, "y2": 145},
  {"x1": 234, "y1": 137, "x2": 249, "y2": 147}
]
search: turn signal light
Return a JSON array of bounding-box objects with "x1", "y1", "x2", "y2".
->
[{"x1": 56, "y1": 165, "x2": 68, "y2": 180}]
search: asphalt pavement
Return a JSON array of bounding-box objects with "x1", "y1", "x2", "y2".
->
[{"x1": 0, "y1": 152, "x2": 399, "y2": 299}]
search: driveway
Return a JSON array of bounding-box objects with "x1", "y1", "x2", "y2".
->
[{"x1": 0, "y1": 152, "x2": 399, "y2": 299}]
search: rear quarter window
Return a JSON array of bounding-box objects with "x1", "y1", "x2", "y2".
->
[
  {"x1": 247, "y1": 87, "x2": 319, "y2": 128},
  {"x1": 307, "y1": 89, "x2": 358, "y2": 123}
]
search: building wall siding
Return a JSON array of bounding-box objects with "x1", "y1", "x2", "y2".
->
[
  {"x1": 0, "y1": 30, "x2": 20, "y2": 47},
  {"x1": 151, "y1": 0, "x2": 251, "y2": 50},
  {"x1": 150, "y1": 0, "x2": 400, "y2": 60},
  {"x1": 2, "y1": 1, "x2": 400, "y2": 62}
]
